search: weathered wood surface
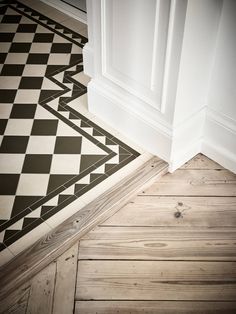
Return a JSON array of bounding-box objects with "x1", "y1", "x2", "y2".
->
[
  {"x1": 0, "y1": 244, "x2": 79, "y2": 314},
  {"x1": 52, "y1": 244, "x2": 78, "y2": 314},
  {"x1": 75, "y1": 301, "x2": 236, "y2": 314},
  {"x1": 26, "y1": 262, "x2": 56, "y2": 314},
  {"x1": 79, "y1": 227, "x2": 236, "y2": 261},
  {"x1": 103, "y1": 196, "x2": 236, "y2": 227},
  {"x1": 76, "y1": 260, "x2": 236, "y2": 300},
  {"x1": 180, "y1": 153, "x2": 223, "y2": 169},
  {"x1": 141, "y1": 169, "x2": 236, "y2": 196},
  {"x1": 0, "y1": 282, "x2": 30, "y2": 314},
  {"x1": 0, "y1": 157, "x2": 167, "y2": 301}
]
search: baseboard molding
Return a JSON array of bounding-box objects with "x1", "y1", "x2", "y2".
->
[
  {"x1": 88, "y1": 80, "x2": 172, "y2": 162},
  {"x1": 202, "y1": 108, "x2": 236, "y2": 173},
  {"x1": 0, "y1": 157, "x2": 168, "y2": 301},
  {"x1": 83, "y1": 43, "x2": 94, "y2": 77}
]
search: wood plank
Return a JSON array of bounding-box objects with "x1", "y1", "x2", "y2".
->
[
  {"x1": 0, "y1": 282, "x2": 31, "y2": 314},
  {"x1": 75, "y1": 301, "x2": 236, "y2": 314},
  {"x1": 52, "y1": 244, "x2": 78, "y2": 314},
  {"x1": 181, "y1": 154, "x2": 223, "y2": 169},
  {"x1": 26, "y1": 262, "x2": 56, "y2": 314},
  {"x1": 103, "y1": 196, "x2": 236, "y2": 227},
  {"x1": 0, "y1": 157, "x2": 167, "y2": 301},
  {"x1": 76, "y1": 260, "x2": 236, "y2": 301},
  {"x1": 79, "y1": 227, "x2": 236, "y2": 261},
  {"x1": 141, "y1": 169, "x2": 236, "y2": 196}
]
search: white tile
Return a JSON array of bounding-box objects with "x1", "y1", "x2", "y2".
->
[
  {"x1": 13, "y1": 33, "x2": 34, "y2": 43},
  {"x1": 34, "y1": 104, "x2": 56, "y2": 119},
  {"x1": 50, "y1": 154, "x2": 81, "y2": 174},
  {"x1": 71, "y1": 45, "x2": 83, "y2": 54},
  {"x1": 26, "y1": 136, "x2": 56, "y2": 154},
  {"x1": 8, "y1": 222, "x2": 51, "y2": 256},
  {"x1": 16, "y1": 174, "x2": 50, "y2": 196},
  {"x1": 30, "y1": 43, "x2": 51, "y2": 53},
  {"x1": 48, "y1": 53, "x2": 70, "y2": 65},
  {"x1": 80, "y1": 137, "x2": 108, "y2": 155},
  {"x1": 68, "y1": 94, "x2": 91, "y2": 116},
  {"x1": 0, "y1": 77, "x2": 21, "y2": 89},
  {"x1": 0, "y1": 248, "x2": 14, "y2": 267},
  {"x1": 52, "y1": 34, "x2": 70, "y2": 43},
  {"x1": 0, "y1": 154, "x2": 25, "y2": 173},
  {"x1": 72, "y1": 71, "x2": 90, "y2": 86},
  {"x1": 0, "y1": 104, "x2": 13, "y2": 119},
  {"x1": 45, "y1": 197, "x2": 86, "y2": 229},
  {"x1": 20, "y1": 15, "x2": 36, "y2": 24},
  {"x1": 14, "y1": 90, "x2": 40, "y2": 103},
  {"x1": 0, "y1": 43, "x2": 11, "y2": 53},
  {"x1": 36, "y1": 24, "x2": 52, "y2": 33},
  {"x1": 4, "y1": 119, "x2": 33, "y2": 135},
  {"x1": 56, "y1": 120, "x2": 79, "y2": 136},
  {"x1": 23, "y1": 64, "x2": 47, "y2": 76},
  {"x1": 0, "y1": 196, "x2": 15, "y2": 220},
  {"x1": 4, "y1": 53, "x2": 28, "y2": 64},
  {"x1": 0, "y1": 24, "x2": 18, "y2": 32},
  {"x1": 42, "y1": 77, "x2": 62, "y2": 90}
]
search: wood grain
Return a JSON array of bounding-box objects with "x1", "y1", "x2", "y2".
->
[
  {"x1": 103, "y1": 196, "x2": 236, "y2": 227},
  {"x1": 75, "y1": 301, "x2": 236, "y2": 314},
  {"x1": 0, "y1": 157, "x2": 167, "y2": 301},
  {"x1": 79, "y1": 227, "x2": 236, "y2": 261},
  {"x1": 52, "y1": 244, "x2": 78, "y2": 314},
  {"x1": 141, "y1": 169, "x2": 236, "y2": 196},
  {"x1": 0, "y1": 282, "x2": 30, "y2": 314},
  {"x1": 76, "y1": 260, "x2": 236, "y2": 301},
  {"x1": 180, "y1": 153, "x2": 223, "y2": 169},
  {"x1": 26, "y1": 262, "x2": 56, "y2": 314}
]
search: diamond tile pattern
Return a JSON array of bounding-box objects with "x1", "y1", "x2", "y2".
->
[{"x1": 0, "y1": 1, "x2": 140, "y2": 251}]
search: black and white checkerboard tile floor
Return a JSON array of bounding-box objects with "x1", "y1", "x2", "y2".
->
[{"x1": 0, "y1": 0, "x2": 150, "y2": 266}]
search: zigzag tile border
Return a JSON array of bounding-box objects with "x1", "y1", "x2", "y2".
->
[{"x1": 0, "y1": 0, "x2": 140, "y2": 252}]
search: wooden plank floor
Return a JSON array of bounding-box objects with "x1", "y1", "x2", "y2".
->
[{"x1": 1, "y1": 154, "x2": 236, "y2": 314}]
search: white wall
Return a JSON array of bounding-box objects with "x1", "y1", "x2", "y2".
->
[
  {"x1": 203, "y1": 0, "x2": 236, "y2": 173},
  {"x1": 84, "y1": 0, "x2": 236, "y2": 173}
]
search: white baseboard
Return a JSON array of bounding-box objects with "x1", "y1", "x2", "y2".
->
[
  {"x1": 168, "y1": 108, "x2": 205, "y2": 172},
  {"x1": 202, "y1": 108, "x2": 236, "y2": 173},
  {"x1": 87, "y1": 80, "x2": 172, "y2": 161},
  {"x1": 83, "y1": 44, "x2": 94, "y2": 78}
]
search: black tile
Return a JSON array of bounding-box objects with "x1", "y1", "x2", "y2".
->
[
  {"x1": 1, "y1": 15, "x2": 22, "y2": 23},
  {"x1": 19, "y1": 77, "x2": 43, "y2": 89},
  {"x1": 33, "y1": 33, "x2": 54, "y2": 43},
  {"x1": 1, "y1": 64, "x2": 25, "y2": 76},
  {"x1": 0, "y1": 119, "x2": 7, "y2": 134},
  {"x1": 27, "y1": 53, "x2": 49, "y2": 64},
  {"x1": 10, "y1": 104, "x2": 37, "y2": 119},
  {"x1": 9, "y1": 43, "x2": 31, "y2": 53},
  {"x1": 17, "y1": 23, "x2": 37, "y2": 33},
  {"x1": 70, "y1": 54, "x2": 83, "y2": 64},
  {"x1": 47, "y1": 174, "x2": 75, "y2": 193},
  {"x1": 0, "y1": 90, "x2": 17, "y2": 103},
  {"x1": 31, "y1": 119, "x2": 58, "y2": 135},
  {"x1": 79, "y1": 154, "x2": 107, "y2": 172},
  {"x1": 54, "y1": 136, "x2": 82, "y2": 154},
  {"x1": 22, "y1": 154, "x2": 52, "y2": 173},
  {"x1": 0, "y1": 136, "x2": 29, "y2": 153},
  {"x1": 0, "y1": 53, "x2": 7, "y2": 63},
  {"x1": 0, "y1": 174, "x2": 19, "y2": 195},
  {"x1": 50, "y1": 43, "x2": 72, "y2": 53},
  {"x1": 11, "y1": 196, "x2": 42, "y2": 218},
  {"x1": 0, "y1": 33, "x2": 15, "y2": 42}
]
